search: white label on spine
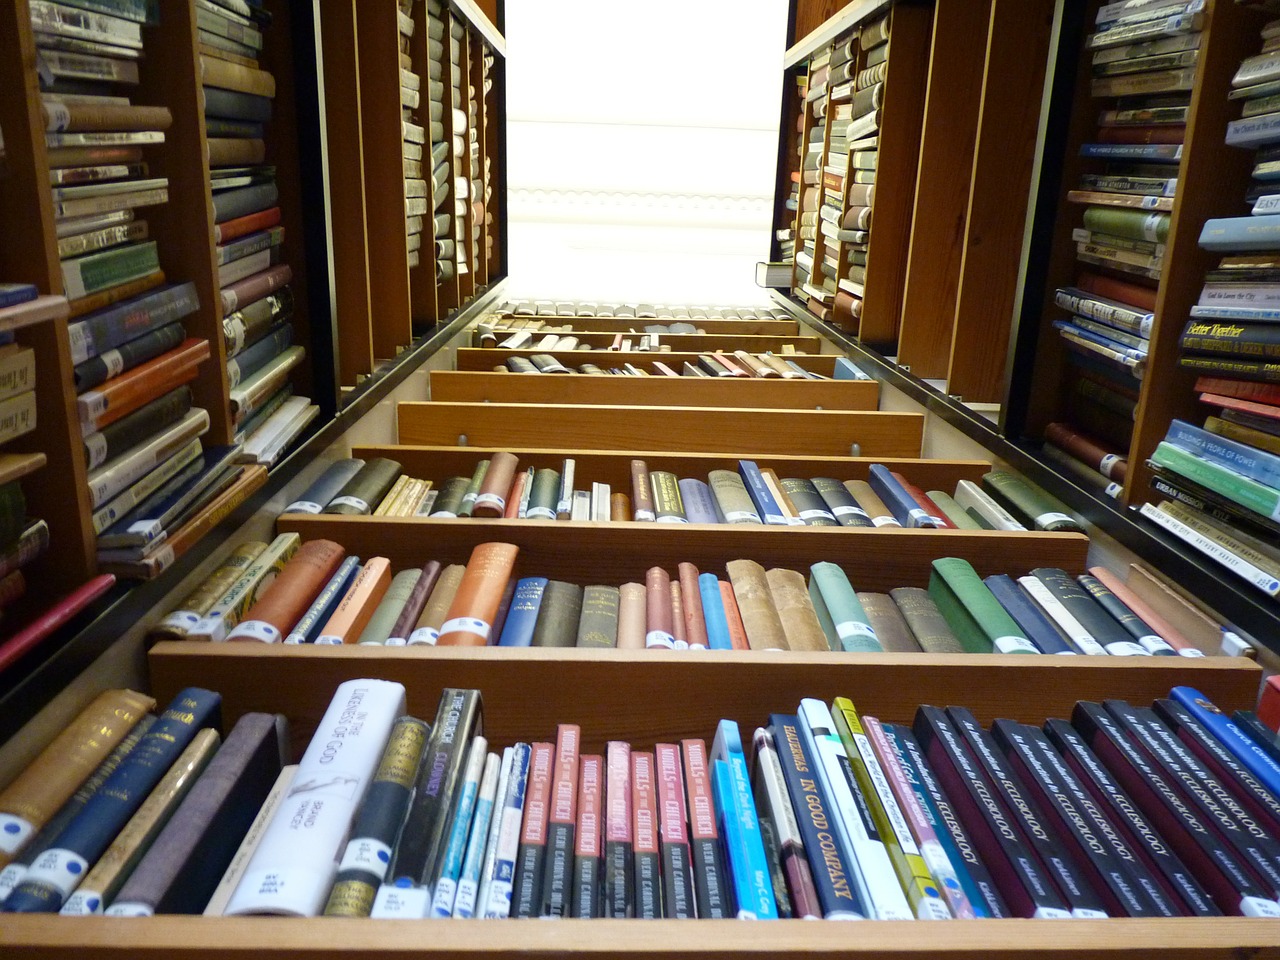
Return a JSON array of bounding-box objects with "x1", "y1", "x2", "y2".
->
[
  {"x1": 408, "y1": 627, "x2": 439, "y2": 646},
  {"x1": 905, "y1": 508, "x2": 929, "y2": 526},
  {"x1": 526, "y1": 506, "x2": 555, "y2": 520},
  {"x1": 159, "y1": 609, "x2": 202, "y2": 634},
  {"x1": 763, "y1": 512, "x2": 788, "y2": 525},
  {"x1": 283, "y1": 632, "x2": 306, "y2": 645},
  {"x1": 1098, "y1": 454, "x2": 1121, "y2": 478},
  {"x1": 646, "y1": 630, "x2": 676, "y2": 649},
  {"x1": 1033, "y1": 511, "x2": 1074, "y2": 530},
  {"x1": 328, "y1": 495, "x2": 370, "y2": 513},
  {"x1": 836, "y1": 620, "x2": 876, "y2": 642},
  {"x1": 68, "y1": 325, "x2": 90, "y2": 365},
  {"x1": 0, "y1": 813, "x2": 34, "y2": 854},
  {"x1": 800, "y1": 509, "x2": 834, "y2": 522},
  {"x1": 474, "y1": 493, "x2": 504, "y2": 511},
  {"x1": 314, "y1": 634, "x2": 344, "y2": 645},
  {"x1": 0, "y1": 863, "x2": 28, "y2": 901},
  {"x1": 84, "y1": 432, "x2": 107, "y2": 470},
  {"x1": 61, "y1": 886, "x2": 106, "y2": 915},
  {"x1": 656, "y1": 515, "x2": 690, "y2": 523},
  {"x1": 1178, "y1": 647, "x2": 1206, "y2": 658},
  {"x1": 870, "y1": 515, "x2": 901, "y2": 527},
  {"x1": 285, "y1": 500, "x2": 323, "y2": 514},
  {"x1": 103, "y1": 901, "x2": 153, "y2": 916},
  {"x1": 723, "y1": 510, "x2": 759, "y2": 523},
  {"x1": 430, "y1": 878, "x2": 458, "y2": 917},
  {"x1": 993, "y1": 635, "x2": 1038, "y2": 654},
  {"x1": 1072, "y1": 907, "x2": 1109, "y2": 919},
  {"x1": 1137, "y1": 634, "x2": 1174, "y2": 655},
  {"x1": 556, "y1": 498, "x2": 571, "y2": 515},
  {"x1": 371, "y1": 882, "x2": 430, "y2": 918},
  {"x1": 1104, "y1": 640, "x2": 1147, "y2": 657},
  {"x1": 441, "y1": 617, "x2": 489, "y2": 641},
  {"x1": 126, "y1": 519, "x2": 163, "y2": 538},
  {"x1": 633, "y1": 508, "x2": 656, "y2": 521},
  {"x1": 225, "y1": 619, "x2": 281, "y2": 644},
  {"x1": 45, "y1": 102, "x2": 70, "y2": 131},
  {"x1": 100, "y1": 348, "x2": 124, "y2": 380},
  {"x1": 1104, "y1": 482, "x2": 1122, "y2": 499},
  {"x1": 1240, "y1": 896, "x2": 1280, "y2": 917},
  {"x1": 461, "y1": 491, "x2": 479, "y2": 507},
  {"x1": 1032, "y1": 905, "x2": 1073, "y2": 919},
  {"x1": 384, "y1": 636, "x2": 407, "y2": 647},
  {"x1": 832, "y1": 505, "x2": 868, "y2": 519},
  {"x1": 24, "y1": 847, "x2": 89, "y2": 898},
  {"x1": 338, "y1": 838, "x2": 393, "y2": 879},
  {"x1": 80, "y1": 390, "x2": 106, "y2": 418},
  {"x1": 1142, "y1": 214, "x2": 1162, "y2": 242}
]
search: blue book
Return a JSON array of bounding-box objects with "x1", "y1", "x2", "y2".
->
[
  {"x1": 867, "y1": 463, "x2": 940, "y2": 528},
  {"x1": 498, "y1": 577, "x2": 548, "y2": 647},
  {"x1": 768, "y1": 716, "x2": 866, "y2": 918},
  {"x1": 882, "y1": 723, "x2": 997, "y2": 918},
  {"x1": 228, "y1": 323, "x2": 292, "y2": 388},
  {"x1": 697, "y1": 573, "x2": 732, "y2": 650},
  {"x1": 1172, "y1": 687, "x2": 1280, "y2": 800},
  {"x1": 833, "y1": 356, "x2": 871, "y2": 381},
  {"x1": 709, "y1": 721, "x2": 778, "y2": 920},
  {"x1": 1165, "y1": 419, "x2": 1280, "y2": 492},
  {"x1": 0, "y1": 284, "x2": 38, "y2": 309},
  {"x1": 737, "y1": 461, "x2": 787, "y2": 525},
  {"x1": 1052, "y1": 320, "x2": 1147, "y2": 360},
  {"x1": 67, "y1": 282, "x2": 200, "y2": 366},
  {"x1": 677, "y1": 478, "x2": 721, "y2": 523},
  {"x1": 284, "y1": 458, "x2": 365, "y2": 514},
  {"x1": 1191, "y1": 304, "x2": 1280, "y2": 322},
  {"x1": 1200, "y1": 213, "x2": 1280, "y2": 252},
  {"x1": 286, "y1": 556, "x2": 360, "y2": 644},
  {"x1": 983, "y1": 574, "x2": 1076, "y2": 655},
  {"x1": 1227, "y1": 112, "x2": 1280, "y2": 148},
  {"x1": 1, "y1": 688, "x2": 221, "y2": 913}
]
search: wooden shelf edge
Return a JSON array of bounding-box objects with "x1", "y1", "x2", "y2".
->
[
  {"x1": 784, "y1": 0, "x2": 894, "y2": 68},
  {"x1": 0, "y1": 451, "x2": 46, "y2": 486},
  {"x1": 453, "y1": 0, "x2": 505, "y2": 57}
]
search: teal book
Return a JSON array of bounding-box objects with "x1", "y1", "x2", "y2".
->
[{"x1": 807, "y1": 561, "x2": 881, "y2": 652}]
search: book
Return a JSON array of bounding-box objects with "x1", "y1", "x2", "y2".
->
[
  {"x1": 530, "y1": 580, "x2": 582, "y2": 648},
  {"x1": 481, "y1": 742, "x2": 532, "y2": 919},
  {"x1": 429, "y1": 736, "x2": 489, "y2": 917},
  {"x1": 575, "y1": 584, "x2": 619, "y2": 648},
  {"x1": 511, "y1": 741, "x2": 554, "y2": 917},
  {"x1": 679, "y1": 738, "x2": 728, "y2": 919},
  {"x1": 725, "y1": 559, "x2": 788, "y2": 651},
  {"x1": 808, "y1": 561, "x2": 881, "y2": 652},
  {"x1": 630, "y1": 751, "x2": 662, "y2": 919},
  {"x1": 709, "y1": 720, "x2": 778, "y2": 919},
  {"x1": 570, "y1": 753, "x2": 603, "y2": 918},
  {"x1": 539, "y1": 724, "x2": 580, "y2": 917},
  {"x1": 929, "y1": 558, "x2": 1038, "y2": 655},
  {"x1": 224, "y1": 539, "x2": 345, "y2": 644}
]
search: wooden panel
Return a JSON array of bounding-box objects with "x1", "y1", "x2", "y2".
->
[
  {"x1": 489, "y1": 317, "x2": 801, "y2": 336},
  {"x1": 428, "y1": 370, "x2": 879, "y2": 410},
  {"x1": 895, "y1": 0, "x2": 992, "y2": 378},
  {"x1": 352, "y1": 444, "x2": 990, "y2": 490},
  {"x1": 355, "y1": 3, "x2": 413, "y2": 359},
  {"x1": 276, "y1": 513, "x2": 1086, "y2": 593},
  {"x1": 396, "y1": 402, "x2": 925, "y2": 457},
  {"x1": 475, "y1": 331, "x2": 822, "y2": 353},
  {"x1": 856, "y1": 2, "x2": 933, "y2": 346},
  {"x1": 947, "y1": 0, "x2": 1055, "y2": 404},
  {"x1": 454, "y1": 348, "x2": 839, "y2": 374},
  {"x1": 320, "y1": 0, "x2": 375, "y2": 385}
]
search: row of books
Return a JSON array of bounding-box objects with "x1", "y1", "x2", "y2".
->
[
  {"x1": 280, "y1": 453, "x2": 1085, "y2": 533},
  {"x1": 5, "y1": 678, "x2": 1279, "y2": 917},
  {"x1": 151, "y1": 528, "x2": 1246, "y2": 657},
  {"x1": 400, "y1": 0, "x2": 431, "y2": 272},
  {"x1": 500, "y1": 301, "x2": 794, "y2": 323},
  {"x1": 494, "y1": 351, "x2": 851, "y2": 381}
]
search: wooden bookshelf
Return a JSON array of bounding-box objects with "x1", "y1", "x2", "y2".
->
[
  {"x1": 453, "y1": 347, "x2": 837, "y2": 373},
  {"x1": 474, "y1": 330, "x2": 822, "y2": 353},
  {"x1": 487, "y1": 316, "x2": 803, "y2": 336}
]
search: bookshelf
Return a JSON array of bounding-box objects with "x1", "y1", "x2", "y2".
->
[{"x1": 453, "y1": 347, "x2": 843, "y2": 373}]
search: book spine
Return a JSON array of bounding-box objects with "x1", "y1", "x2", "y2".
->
[
  {"x1": 1170, "y1": 687, "x2": 1280, "y2": 803},
  {"x1": 482, "y1": 743, "x2": 531, "y2": 919},
  {"x1": 603, "y1": 741, "x2": 633, "y2": 917},
  {"x1": 540, "y1": 724, "x2": 581, "y2": 917},
  {"x1": 630, "y1": 751, "x2": 663, "y2": 919},
  {"x1": 571, "y1": 754, "x2": 603, "y2": 918},
  {"x1": 438, "y1": 541, "x2": 520, "y2": 646},
  {"x1": 469, "y1": 749, "x2": 514, "y2": 919},
  {"x1": 511, "y1": 742, "x2": 554, "y2": 918},
  {"x1": 630, "y1": 459, "x2": 655, "y2": 521},
  {"x1": 654, "y1": 744, "x2": 694, "y2": 918},
  {"x1": 680, "y1": 739, "x2": 728, "y2": 918},
  {"x1": 738, "y1": 460, "x2": 787, "y2": 524},
  {"x1": 429, "y1": 736, "x2": 489, "y2": 917}
]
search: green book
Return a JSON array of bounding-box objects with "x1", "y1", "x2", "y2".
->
[
  {"x1": 0, "y1": 480, "x2": 26, "y2": 547},
  {"x1": 531, "y1": 580, "x2": 583, "y2": 647},
  {"x1": 62, "y1": 239, "x2": 160, "y2": 299},
  {"x1": 1081, "y1": 206, "x2": 1169, "y2": 244},
  {"x1": 927, "y1": 558, "x2": 1037, "y2": 654},
  {"x1": 925, "y1": 490, "x2": 981, "y2": 531},
  {"x1": 526, "y1": 468, "x2": 561, "y2": 520},
  {"x1": 323, "y1": 457, "x2": 402, "y2": 516},
  {"x1": 355, "y1": 569, "x2": 423, "y2": 645},
  {"x1": 980, "y1": 471, "x2": 1083, "y2": 533},
  {"x1": 807, "y1": 561, "x2": 882, "y2": 652},
  {"x1": 888, "y1": 587, "x2": 965, "y2": 654},
  {"x1": 575, "y1": 584, "x2": 620, "y2": 648},
  {"x1": 428, "y1": 476, "x2": 470, "y2": 517},
  {"x1": 1151, "y1": 441, "x2": 1280, "y2": 521},
  {"x1": 649, "y1": 470, "x2": 687, "y2": 522},
  {"x1": 457, "y1": 459, "x2": 490, "y2": 518},
  {"x1": 780, "y1": 478, "x2": 838, "y2": 526}
]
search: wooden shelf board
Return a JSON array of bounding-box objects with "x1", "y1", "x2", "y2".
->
[
  {"x1": 0, "y1": 451, "x2": 46, "y2": 486},
  {"x1": 784, "y1": 0, "x2": 894, "y2": 68},
  {"x1": 0, "y1": 295, "x2": 68, "y2": 333}
]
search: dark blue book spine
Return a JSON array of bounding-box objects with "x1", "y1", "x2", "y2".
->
[
  {"x1": 68, "y1": 282, "x2": 200, "y2": 365},
  {"x1": 73, "y1": 321, "x2": 186, "y2": 391},
  {"x1": 212, "y1": 183, "x2": 279, "y2": 224},
  {"x1": 228, "y1": 324, "x2": 292, "y2": 388},
  {"x1": 2, "y1": 688, "x2": 221, "y2": 913},
  {"x1": 497, "y1": 577, "x2": 548, "y2": 647},
  {"x1": 1172, "y1": 687, "x2": 1280, "y2": 802},
  {"x1": 736, "y1": 461, "x2": 785, "y2": 524},
  {"x1": 1076, "y1": 574, "x2": 1176, "y2": 655},
  {"x1": 1233, "y1": 711, "x2": 1280, "y2": 766},
  {"x1": 202, "y1": 86, "x2": 273, "y2": 123},
  {"x1": 982, "y1": 574, "x2": 1077, "y2": 654},
  {"x1": 768, "y1": 715, "x2": 866, "y2": 918},
  {"x1": 867, "y1": 463, "x2": 938, "y2": 528}
]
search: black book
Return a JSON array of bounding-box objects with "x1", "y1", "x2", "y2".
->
[
  {"x1": 1104, "y1": 701, "x2": 1280, "y2": 900},
  {"x1": 202, "y1": 86, "x2": 273, "y2": 123},
  {"x1": 1075, "y1": 573, "x2": 1177, "y2": 656},
  {"x1": 1030, "y1": 567, "x2": 1148, "y2": 657},
  {"x1": 948, "y1": 707, "x2": 1110, "y2": 917},
  {"x1": 679, "y1": 738, "x2": 728, "y2": 918},
  {"x1": 991, "y1": 719, "x2": 1168, "y2": 917},
  {"x1": 205, "y1": 117, "x2": 265, "y2": 138},
  {"x1": 1148, "y1": 464, "x2": 1280, "y2": 541},
  {"x1": 1234, "y1": 711, "x2": 1280, "y2": 766},
  {"x1": 779, "y1": 478, "x2": 838, "y2": 526},
  {"x1": 1071, "y1": 702, "x2": 1272, "y2": 916},
  {"x1": 212, "y1": 182, "x2": 279, "y2": 224},
  {"x1": 97, "y1": 445, "x2": 242, "y2": 549},
  {"x1": 913, "y1": 705, "x2": 1072, "y2": 918},
  {"x1": 387, "y1": 690, "x2": 483, "y2": 893},
  {"x1": 1044, "y1": 717, "x2": 1219, "y2": 917},
  {"x1": 570, "y1": 753, "x2": 602, "y2": 918},
  {"x1": 83, "y1": 385, "x2": 192, "y2": 471},
  {"x1": 74, "y1": 321, "x2": 185, "y2": 392}
]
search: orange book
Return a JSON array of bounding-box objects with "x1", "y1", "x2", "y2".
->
[
  {"x1": 316, "y1": 556, "x2": 392, "y2": 644},
  {"x1": 212, "y1": 206, "x2": 282, "y2": 245},
  {"x1": 669, "y1": 581, "x2": 686, "y2": 645},
  {"x1": 503, "y1": 470, "x2": 528, "y2": 519},
  {"x1": 437, "y1": 541, "x2": 519, "y2": 645},
  {"x1": 67, "y1": 270, "x2": 165, "y2": 319},
  {"x1": 473, "y1": 452, "x2": 519, "y2": 518},
  {"x1": 226, "y1": 538, "x2": 346, "y2": 642},
  {"x1": 610, "y1": 492, "x2": 631, "y2": 521},
  {"x1": 718, "y1": 580, "x2": 750, "y2": 650},
  {"x1": 78, "y1": 338, "x2": 209, "y2": 429},
  {"x1": 616, "y1": 582, "x2": 646, "y2": 650},
  {"x1": 712, "y1": 353, "x2": 750, "y2": 378},
  {"x1": 644, "y1": 566, "x2": 675, "y2": 649}
]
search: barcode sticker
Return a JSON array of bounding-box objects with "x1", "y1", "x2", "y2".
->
[
  {"x1": 1033, "y1": 511, "x2": 1075, "y2": 530},
  {"x1": 633, "y1": 509, "x2": 656, "y2": 522},
  {"x1": 723, "y1": 510, "x2": 760, "y2": 523},
  {"x1": 526, "y1": 506, "x2": 555, "y2": 520},
  {"x1": 84, "y1": 431, "x2": 107, "y2": 470},
  {"x1": 408, "y1": 626, "x2": 439, "y2": 646},
  {"x1": 993, "y1": 636, "x2": 1038, "y2": 654},
  {"x1": 799, "y1": 509, "x2": 833, "y2": 522},
  {"x1": 45, "y1": 102, "x2": 71, "y2": 132},
  {"x1": 1099, "y1": 454, "x2": 1121, "y2": 478},
  {"x1": 0, "y1": 814, "x2": 34, "y2": 855},
  {"x1": 474, "y1": 493, "x2": 504, "y2": 512},
  {"x1": 24, "y1": 847, "x2": 89, "y2": 898},
  {"x1": 285, "y1": 500, "x2": 323, "y2": 514},
  {"x1": 441, "y1": 617, "x2": 489, "y2": 641},
  {"x1": 646, "y1": 630, "x2": 676, "y2": 649},
  {"x1": 835, "y1": 621, "x2": 877, "y2": 641},
  {"x1": 328, "y1": 495, "x2": 370, "y2": 514},
  {"x1": 225, "y1": 619, "x2": 282, "y2": 644}
]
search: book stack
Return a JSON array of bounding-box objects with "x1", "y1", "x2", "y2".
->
[
  {"x1": 779, "y1": 75, "x2": 804, "y2": 266},
  {"x1": 8, "y1": 679, "x2": 1279, "y2": 918},
  {"x1": 1044, "y1": 3, "x2": 1205, "y2": 492},
  {"x1": 490, "y1": 351, "x2": 852, "y2": 380},
  {"x1": 480, "y1": 45, "x2": 494, "y2": 267},
  {"x1": 501, "y1": 301, "x2": 794, "y2": 322},
  {"x1": 466, "y1": 29, "x2": 482, "y2": 275},
  {"x1": 793, "y1": 43, "x2": 829, "y2": 314},
  {"x1": 449, "y1": 12, "x2": 469, "y2": 283},
  {"x1": 400, "y1": 0, "x2": 427, "y2": 270},
  {"x1": 199, "y1": 0, "x2": 316, "y2": 465},
  {"x1": 425, "y1": 0, "x2": 454, "y2": 283},
  {"x1": 150, "y1": 525, "x2": 1246, "y2": 657}
]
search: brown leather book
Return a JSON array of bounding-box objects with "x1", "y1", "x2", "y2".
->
[
  {"x1": 617, "y1": 582, "x2": 647, "y2": 649},
  {"x1": 644, "y1": 566, "x2": 675, "y2": 648},
  {"x1": 610, "y1": 492, "x2": 632, "y2": 522},
  {"x1": 844, "y1": 480, "x2": 900, "y2": 527},
  {"x1": 226, "y1": 539, "x2": 346, "y2": 643},
  {"x1": 531, "y1": 580, "x2": 583, "y2": 648},
  {"x1": 472, "y1": 452, "x2": 519, "y2": 517},
  {"x1": 857, "y1": 592, "x2": 923, "y2": 653},
  {"x1": 718, "y1": 580, "x2": 750, "y2": 650},
  {"x1": 438, "y1": 542, "x2": 520, "y2": 645},
  {"x1": 0, "y1": 688, "x2": 155, "y2": 867},
  {"x1": 669, "y1": 581, "x2": 686, "y2": 645},
  {"x1": 765, "y1": 568, "x2": 830, "y2": 652},
  {"x1": 889, "y1": 587, "x2": 965, "y2": 654},
  {"x1": 410, "y1": 563, "x2": 467, "y2": 645},
  {"x1": 677, "y1": 562, "x2": 710, "y2": 649},
  {"x1": 726, "y1": 559, "x2": 788, "y2": 651},
  {"x1": 630, "y1": 460, "x2": 656, "y2": 522}
]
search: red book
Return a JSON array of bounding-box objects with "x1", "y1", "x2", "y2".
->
[
  {"x1": 681, "y1": 739, "x2": 729, "y2": 918},
  {"x1": 631, "y1": 751, "x2": 662, "y2": 919},
  {"x1": 1076, "y1": 271, "x2": 1158, "y2": 311},
  {"x1": 1260, "y1": 676, "x2": 1280, "y2": 733},
  {"x1": 572, "y1": 754, "x2": 604, "y2": 918},
  {"x1": 644, "y1": 566, "x2": 676, "y2": 649},
  {"x1": 503, "y1": 471, "x2": 528, "y2": 519},
  {"x1": 1095, "y1": 124, "x2": 1185, "y2": 145},
  {"x1": 212, "y1": 206, "x2": 282, "y2": 245},
  {"x1": 655, "y1": 744, "x2": 694, "y2": 918},
  {"x1": 512, "y1": 741, "x2": 554, "y2": 917},
  {"x1": 1201, "y1": 392, "x2": 1280, "y2": 422},
  {"x1": 718, "y1": 580, "x2": 750, "y2": 650},
  {"x1": 891, "y1": 471, "x2": 955, "y2": 529},
  {"x1": 540, "y1": 724, "x2": 581, "y2": 917},
  {"x1": 1194, "y1": 377, "x2": 1280, "y2": 407},
  {"x1": 677, "y1": 562, "x2": 710, "y2": 650},
  {"x1": 668, "y1": 581, "x2": 686, "y2": 645},
  {"x1": 604, "y1": 741, "x2": 633, "y2": 917},
  {"x1": 0, "y1": 574, "x2": 116, "y2": 673}
]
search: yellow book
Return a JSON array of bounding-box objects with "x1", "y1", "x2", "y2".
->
[
  {"x1": 831, "y1": 697, "x2": 950, "y2": 919},
  {"x1": 372, "y1": 475, "x2": 411, "y2": 516}
]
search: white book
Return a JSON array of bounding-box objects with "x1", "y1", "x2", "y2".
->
[
  {"x1": 202, "y1": 765, "x2": 298, "y2": 915},
  {"x1": 225, "y1": 679, "x2": 407, "y2": 916},
  {"x1": 591, "y1": 481, "x2": 611, "y2": 522},
  {"x1": 1139, "y1": 503, "x2": 1280, "y2": 597},
  {"x1": 86, "y1": 407, "x2": 209, "y2": 509},
  {"x1": 483, "y1": 742, "x2": 532, "y2": 918},
  {"x1": 797, "y1": 698, "x2": 912, "y2": 920},
  {"x1": 570, "y1": 489, "x2": 591, "y2": 521},
  {"x1": 498, "y1": 330, "x2": 531, "y2": 349},
  {"x1": 454, "y1": 751, "x2": 503, "y2": 918},
  {"x1": 241, "y1": 396, "x2": 311, "y2": 462},
  {"x1": 953, "y1": 480, "x2": 1027, "y2": 531},
  {"x1": 472, "y1": 747, "x2": 514, "y2": 917},
  {"x1": 1016, "y1": 576, "x2": 1110, "y2": 656}
]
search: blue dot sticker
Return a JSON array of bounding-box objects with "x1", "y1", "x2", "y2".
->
[
  {"x1": 67, "y1": 861, "x2": 82, "y2": 875},
  {"x1": 86, "y1": 898, "x2": 100, "y2": 911},
  {"x1": 3, "y1": 823, "x2": 18, "y2": 834},
  {"x1": 378, "y1": 850, "x2": 390, "y2": 863}
]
